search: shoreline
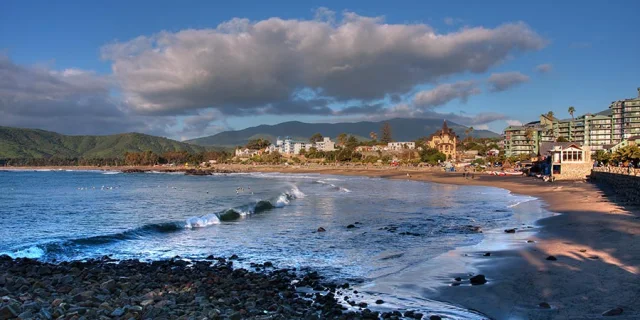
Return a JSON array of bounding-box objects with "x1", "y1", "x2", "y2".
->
[{"x1": 3, "y1": 165, "x2": 640, "y2": 319}]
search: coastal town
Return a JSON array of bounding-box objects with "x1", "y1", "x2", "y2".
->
[{"x1": 1, "y1": 3, "x2": 639, "y2": 320}]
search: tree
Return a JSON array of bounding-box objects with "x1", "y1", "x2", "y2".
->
[
  {"x1": 309, "y1": 133, "x2": 323, "y2": 143},
  {"x1": 464, "y1": 126, "x2": 474, "y2": 142},
  {"x1": 594, "y1": 150, "x2": 611, "y2": 164},
  {"x1": 345, "y1": 135, "x2": 359, "y2": 149},
  {"x1": 546, "y1": 111, "x2": 555, "y2": 120},
  {"x1": 381, "y1": 122, "x2": 393, "y2": 143},
  {"x1": 568, "y1": 106, "x2": 576, "y2": 120},
  {"x1": 246, "y1": 138, "x2": 271, "y2": 150},
  {"x1": 524, "y1": 128, "x2": 535, "y2": 144},
  {"x1": 337, "y1": 133, "x2": 348, "y2": 146},
  {"x1": 419, "y1": 147, "x2": 446, "y2": 165},
  {"x1": 556, "y1": 136, "x2": 569, "y2": 142},
  {"x1": 613, "y1": 145, "x2": 640, "y2": 163},
  {"x1": 369, "y1": 131, "x2": 377, "y2": 142}
]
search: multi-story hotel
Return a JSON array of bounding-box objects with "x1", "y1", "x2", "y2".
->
[
  {"x1": 504, "y1": 88, "x2": 639, "y2": 157},
  {"x1": 610, "y1": 88, "x2": 640, "y2": 140}
]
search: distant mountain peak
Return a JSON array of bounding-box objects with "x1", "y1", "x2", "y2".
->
[{"x1": 186, "y1": 118, "x2": 498, "y2": 147}]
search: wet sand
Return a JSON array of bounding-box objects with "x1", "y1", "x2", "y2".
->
[{"x1": 5, "y1": 165, "x2": 640, "y2": 319}]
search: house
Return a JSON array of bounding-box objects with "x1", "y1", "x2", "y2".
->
[
  {"x1": 235, "y1": 148, "x2": 261, "y2": 158},
  {"x1": 541, "y1": 142, "x2": 592, "y2": 180},
  {"x1": 427, "y1": 120, "x2": 458, "y2": 159},
  {"x1": 487, "y1": 149, "x2": 500, "y2": 156},
  {"x1": 268, "y1": 136, "x2": 337, "y2": 155},
  {"x1": 387, "y1": 142, "x2": 415, "y2": 151}
]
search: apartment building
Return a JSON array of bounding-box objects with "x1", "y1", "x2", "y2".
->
[{"x1": 610, "y1": 88, "x2": 640, "y2": 141}]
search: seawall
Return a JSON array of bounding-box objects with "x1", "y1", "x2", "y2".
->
[{"x1": 591, "y1": 169, "x2": 640, "y2": 204}]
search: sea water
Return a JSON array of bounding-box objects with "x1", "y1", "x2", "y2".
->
[{"x1": 0, "y1": 170, "x2": 544, "y2": 318}]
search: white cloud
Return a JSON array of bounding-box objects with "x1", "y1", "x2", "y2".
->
[
  {"x1": 487, "y1": 72, "x2": 530, "y2": 92},
  {"x1": 101, "y1": 10, "x2": 545, "y2": 115},
  {"x1": 506, "y1": 119, "x2": 523, "y2": 126},
  {"x1": 535, "y1": 63, "x2": 552, "y2": 73},
  {"x1": 413, "y1": 81, "x2": 480, "y2": 109}
]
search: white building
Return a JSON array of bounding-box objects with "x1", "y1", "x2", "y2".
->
[
  {"x1": 235, "y1": 148, "x2": 261, "y2": 158},
  {"x1": 267, "y1": 136, "x2": 337, "y2": 155},
  {"x1": 314, "y1": 137, "x2": 336, "y2": 152},
  {"x1": 387, "y1": 142, "x2": 415, "y2": 151}
]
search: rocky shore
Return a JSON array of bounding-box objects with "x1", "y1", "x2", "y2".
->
[{"x1": 0, "y1": 255, "x2": 433, "y2": 320}]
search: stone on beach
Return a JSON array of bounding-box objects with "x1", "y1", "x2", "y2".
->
[
  {"x1": 546, "y1": 255, "x2": 558, "y2": 261},
  {"x1": 504, "y1": 228, "x2": 516, "y2": 233},
  {"x1": 317, "y1": 227, "x2": 326, "y2": 232},
  {"x1": 602, "y1": 307, "x2": 623, "y2": 316},
  {"x1": 469, "y1": 274, "x2": 487, "y2": 285}
]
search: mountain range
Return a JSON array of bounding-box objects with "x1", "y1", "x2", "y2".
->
[
  {"x1": 187, "y1": 118, "x2": 499, "y2": 147},
  {"x1": 0, "y1": 126, "x2": 206, "y2": 159}
]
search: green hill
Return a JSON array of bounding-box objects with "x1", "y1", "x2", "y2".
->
[
  {"x1": 186, "y1": 118, "x2": 500, "y2": 147},
  {"x1": 0, "y1": 126, "x2": 207, "y2": 159}
]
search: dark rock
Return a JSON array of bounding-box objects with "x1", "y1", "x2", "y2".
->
[
  {"x1": 317, "y1": 227, "x2": 326, "y2": 232},
  {"x1": 347, "y1": 224, "x2": 356, "y2": 229},
  {"x1": 589, "y1": 255, "x2": 600, "y2": 259},
  {"x1": 546, "y1": 256, "x2": 557, "y2": 261},
  {"x1": 602, "y1": 307, "x2": 623, "y2": 316},
  {"x1": 230, "y1": 254, "x2": 239, "y2": 260},
  {"x1": 0, "y1": 305, "x2": 19, "y2": 320},
  {"x1": 110, "y1": 308, "x2": 125, "y2": 317},
  {"x1": 483, "y1": 252, "x2": 491, "y2": 256},
  {"x1": 579, "y1": 249, "x2": 587, "y2": 253},
  {"x1": 539, "y1": 302, "x2": 551, "y2": 309},
  {"x1": 100, "y1": 279, "x2": 117, "y2": 292},
  {"x1": 375, "y1": 299, "x2": 384, "y2": 304},
  {"x1": 454, "y1": 277, "x2": 462, "y2": 281},
  {"x1": 504, "y1": 229, "x2": 516, "y2": 233},
  {"x1": 469, "y1": 274, "x2": 487, "y2": 285},
  {"x1": 263, "y1": 261, "x2": 273, "y2": 267},
  {"x1": 430, "y1": 316, "x2": 442, "y2": 320}
]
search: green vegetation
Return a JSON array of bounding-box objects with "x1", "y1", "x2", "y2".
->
[
  {"x1": 0, "y1": 126, "x2": 217, "y2": 166},
  {"x1": 244, "y1": 138, "x2": 271, "y2": 150}
]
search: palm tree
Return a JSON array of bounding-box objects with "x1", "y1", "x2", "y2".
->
[
  {"x1": 568, "y1": 106, "x2": 575, "y2": 120},
  {"x1": 546, "y1": 111, "x2": 554, "y2": 120},
  {"x1": 337, "y1": 133, "x2": 348, "y2": 146},
  {"x1": 464, "y1": 127, "x2": 474, "y2": 142}
]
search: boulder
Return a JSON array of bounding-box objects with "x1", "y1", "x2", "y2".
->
[
  {"x1": 546, "y1": 256, "x2": 557, "y2": 261},
  {"x1": 504, "y1": 229, "x2": 516, "y2": 233},
  {"x1": 317, "y1": 227, "x2": 326, "y2": 232},
  {"x1": 602, "y1": 307, "x2": 623, "y2": 316},
  {"x1": 469, "y1": 275, "x2": 487, "y2": 285},
  {"x1": 0, "y1": 305, "x2": 18, "y2": 320}
]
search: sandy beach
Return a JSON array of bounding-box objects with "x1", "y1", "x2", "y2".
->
[{"x1": 4, "y1": 165, "x2": 640, "y2": 319}]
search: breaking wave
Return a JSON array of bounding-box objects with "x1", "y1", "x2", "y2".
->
[
  {"x1": 315, "y1": 180, "x2": 351, "y2": 193},
  {"x1": 7, "y1": 186, "x2": 306, "y2": 261}
]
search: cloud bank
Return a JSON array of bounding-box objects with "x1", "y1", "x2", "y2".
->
[{"x1": 1, "y1": 9, "x2": 546, "y2": 137}]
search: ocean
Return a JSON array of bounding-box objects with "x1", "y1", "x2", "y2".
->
[{"x1": 0, "y1": 170, "x2": 547, "y2": 319}]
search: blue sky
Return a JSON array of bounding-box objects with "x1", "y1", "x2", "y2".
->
[{"x1": 1, "y1": 0, "x2": 639, "y2": 139}]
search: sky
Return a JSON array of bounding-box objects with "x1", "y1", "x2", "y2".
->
[{"x1": 1, "y1": 0, "x2": 639, "y2": 140}]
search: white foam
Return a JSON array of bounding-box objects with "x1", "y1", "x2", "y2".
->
[
  {"x1": 339, "y1": 187, "x2": 352, "y2": 193},
  {"x1": 102, "y1": 171, "x2": 120, "y2": 175},
  {"x1": 289, "y1": 185, "x2": 306, "y2": 198},
  {"x1": 10, "y1": 246, "x2": 45, "y2": 259},
  {"x1": 185, "y1": 214, "x2": 220, "y2": 228},
  {"x1": 275, "y1": 194, "x2": 290, "y2": 207}
]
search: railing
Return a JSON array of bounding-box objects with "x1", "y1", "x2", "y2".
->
[{"x1": 593, "y1": 166, "x2": 640, "y2": 176}]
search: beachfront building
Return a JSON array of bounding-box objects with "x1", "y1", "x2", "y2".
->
[
  {"x1": 314, "y1": 137, "x2": 336, "y2": 152},
  {"x1": 387, "y1": 142, "x2": 415, "y2": 151},
  {"x1": 541, "y1": 142, "x2": 592, "y2": 180},
  {"x1": 610, "y1": 88, "x2": 640, "y2": 141},
  {"x1": 270, "y1": 136, "x2": 337, "y2": 155},
  {"x1": 427, "y1": 120, "x2": 458, "y2": 159},
  {"x1": 503, "y1": 124, "x2": 543, "y2": 157}
]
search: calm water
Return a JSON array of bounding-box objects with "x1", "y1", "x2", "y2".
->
[{"x1": 0, "y1": 170, "x2": 542, "y2": 318}]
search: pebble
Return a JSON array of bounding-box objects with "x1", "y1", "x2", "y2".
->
[
  {"x1": 546, "y1": 256, "x2": 558, "y2": 261},
  {"x1": 504, "y1": 229, "x2": 516, "y2": 233},
  {"x1": 317, "y1": 227, "x2": 326, "y2": 232}
]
